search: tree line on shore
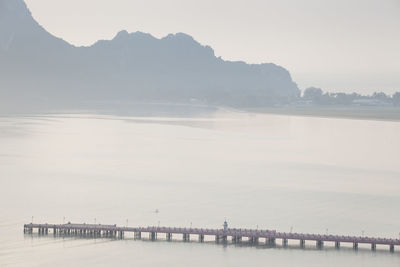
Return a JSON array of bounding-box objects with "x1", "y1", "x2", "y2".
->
[{"x1": 301, "y1": 87, "x2": 400, "y2": 106}]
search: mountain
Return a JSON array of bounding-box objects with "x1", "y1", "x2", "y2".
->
[{"x1": 0, "y1": 0, "x2": 300, "y2": 113}]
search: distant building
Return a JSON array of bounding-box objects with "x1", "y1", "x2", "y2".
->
[{"x1": 352, "y1": 99, "x2": 391, "y2": 106}]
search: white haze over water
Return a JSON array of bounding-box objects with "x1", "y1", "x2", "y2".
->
[
  {"x1": 24, "y1": 0, "x2": 400, "y2": 93},
  {"x1": 0, "y1": 111, "x2": 400, "y2": 266}
]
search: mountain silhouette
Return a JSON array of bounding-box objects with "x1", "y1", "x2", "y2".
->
[{"x1": 0, "y1": 0, "x2": 300, "y2": 113}]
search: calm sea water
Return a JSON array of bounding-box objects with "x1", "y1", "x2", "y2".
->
[{"x1": 1, "y1": 111, "x2": 400, "y2": 266}]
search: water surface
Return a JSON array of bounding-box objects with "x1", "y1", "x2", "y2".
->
[{"x1": 1, "y1": 111, "x2": 399, "y2": 266}]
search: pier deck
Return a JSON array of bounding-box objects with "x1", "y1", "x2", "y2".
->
[{"x1": 24, "y1": 223, "x2": 400, "y2": 252}]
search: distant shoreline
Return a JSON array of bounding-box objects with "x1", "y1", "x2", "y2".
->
[
  {"x1": 2, "y1": 104, "x2": 400, "y2": 123},
  {"x1": 244, "y1": 106, "x2": 400, "y2": 122}
]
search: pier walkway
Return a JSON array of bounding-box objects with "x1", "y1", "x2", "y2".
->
[{"x1": 24, "y1": 222, "x2": 400, "y2": 252}]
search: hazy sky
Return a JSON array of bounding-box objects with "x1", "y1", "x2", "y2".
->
[{"x1": 25, "y1": 0, "x2": 400, "y2": 94}]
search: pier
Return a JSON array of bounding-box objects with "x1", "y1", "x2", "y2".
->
[{"x1": 24, "y1": 222, "x2": 400, "y2": 253}]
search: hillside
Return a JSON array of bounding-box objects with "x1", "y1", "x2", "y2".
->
[{"x1": 0, "y1": 0, "x2": 300, "y2": 113}]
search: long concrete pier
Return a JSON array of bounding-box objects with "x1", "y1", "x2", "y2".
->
[{"x1": 24, "y1": 222, "x2": 400, "y2": 252}]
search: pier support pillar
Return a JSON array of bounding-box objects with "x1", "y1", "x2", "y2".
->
[
  {"x1": 150, "y1": 232, "x2": 157, "y2": 241},
  {"x1": 317, "y1": 240, "x2": 324, "y2": 249},
  {"x1": 232, "y1": 236, "x2": 241, "y2": 244},
  {"x1": 183, "y1": 233, "x2": 190, "y2": 242},
  {"x1": 134, "y1": 232, "x2": 141, "y2": 240},
  {"x1": 199, "y1": 234, "x2": 204, "y2": 243},
  {"x1": 166, "y1": 233, "x2": 172, "y2": 241},
  {"x1": 353, "y1": 243, "x2": 358, "y2": 250},
  {"x1": 267, "y1": 238, "x2": 276, "y2": 247},
  {"x1": 300, "y1": 240, "x2": 305, "y2": 248},
  {"x1": 119, "y1": 231, "x2": 124, "y2": 239},
  {"x1": 222, "y1": 235, "x2": 227, "y2": 244},
  {"x1": 335, "y1": 241, "x2": 340, "y2": 249},
  {"x1": 371, "y1": 244, "x2": 376, "y2": 251},
  {"x1": 390, "y1": 245, "x2": 395, "y2": 253},
  {"x1": 215, "y1": 235, "x2": 220, "y2": 243},
  {"x1": 282, "y1": 239, "x2": 288, "y2": 247}
]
